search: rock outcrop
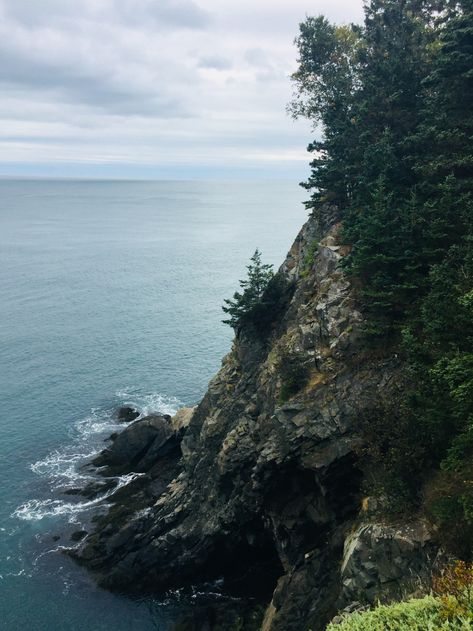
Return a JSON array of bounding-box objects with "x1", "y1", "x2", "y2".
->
[
  {"x1": 115, "y1": 406, "x2": 140, "y2": 423},
  {"x1": 72, "y1": 206, "x2": 440, "y2": 630},
  {"x1": 92, "y1": 413, "x2": 175, "y2": 475},
  {"x1": 339, "y1": 521, "x2": 441, "y2": 606}
]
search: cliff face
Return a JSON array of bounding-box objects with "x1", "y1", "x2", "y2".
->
[{"x1": 75, "y1": 208, "x2": 439, "y2": 630}]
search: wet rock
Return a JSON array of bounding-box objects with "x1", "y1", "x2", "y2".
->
[
  {"x1": 63, "y1": 479, "x2": 117, "y2": 499},
  {"x1": 70, "y1": 530, "x2": 88, "y2": 542},
  {"x1": 92, "y1": 414, "x2": 175, "y2": 475},
  {"x1": 116, "y1": 406, "x2": 140, "y2": 423}
]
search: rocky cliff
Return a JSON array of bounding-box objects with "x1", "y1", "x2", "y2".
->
[{"x1": 73, "y1": 207, "x2": 441, "y2": 630}]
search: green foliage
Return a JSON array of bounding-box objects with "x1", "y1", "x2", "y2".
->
[
  {"x1": 327, "y1": 594, "x2": 473, "y2": 631},
  {"x1": 300, "y1": 240, "x2": 319, "y2": 277},
  {"x1": 291, "y1": 0, "x2": 473, "y2": 555},
  {"x1": 358, "y1": 399, "x2": 429, "y2": 512},
  {"x1": 289, "y1": 17, "x2": 363, "y2": 208},
  {"x1": 278, "y1": 351, "x2": 310, "y2": 402},
  {"x1": 433, "y1": 561, "x2": 473, "y2": 620},
  {"x1": 222, "y1": 249, "x2": 274, "y2": 331},
  {"x1": 222, "y1": 250, "x2": 291, "y2": 338},
  {"x1": 424, "y1": 469, "x2": 473, "y2": 558},
  {"x1": 292, "y1": 0, "x2": 472, "y2": 338}
]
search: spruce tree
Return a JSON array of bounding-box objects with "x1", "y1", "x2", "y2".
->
[
  {"x1": 222, "y1": 249, "x2": 274, "y2": 331},
  {"x1": 289, "y1": 0, "x2": 473, "y2": 550}
]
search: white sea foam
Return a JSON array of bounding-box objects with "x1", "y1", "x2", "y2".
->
[
  {"x1": 115, "y1": 388, "x2": 182, "y2": 418},
  {"x1": 13, "y1": 497, "x2": 105, "y2": 522},
  {"x1": 14, "y1": 390, "x2": 182, "y2": 523},
  {"x1": 14, "y1": 472, "x2": 146, "y2": 523},
  {"x1": 133, "y1": 506, "x2": 153, "y2": 520},
  {"x1": 116, "y1": 472, "x2": 146, "y2": 486}
]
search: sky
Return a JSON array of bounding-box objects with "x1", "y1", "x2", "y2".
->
[{"x1": 0, "y1": 0, "x2": 364, "y2": 179}]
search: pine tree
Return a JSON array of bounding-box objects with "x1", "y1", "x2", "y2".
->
[{"x1": 222, "y1": 249, "x2": 274, "y2": 331}]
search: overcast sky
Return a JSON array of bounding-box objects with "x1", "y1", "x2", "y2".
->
[{"x1": 0, "y1": 0, "x2": 364, "y2": 179}]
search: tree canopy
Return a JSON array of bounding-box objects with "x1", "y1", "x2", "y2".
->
[{"x1": 291, "y1": 0, "x2": 473, "y2": 554}]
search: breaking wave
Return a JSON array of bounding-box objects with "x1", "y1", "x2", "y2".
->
[{"x1": 13, "y1": 390, "x2": 182, "y2": 523}]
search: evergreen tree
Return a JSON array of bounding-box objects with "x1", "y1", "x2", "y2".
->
[
  {"x1": 290, "y1": 0, "x2": 473, "y2": 552},
  {"x1": 417, "y1": 0, "x2": 473, "y2": 196},
  {"x1": 222, "y1": 249, "x2": 274, "y2": 331}
]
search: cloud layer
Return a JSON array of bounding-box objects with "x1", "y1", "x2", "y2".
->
[{"x1": 0, "y1": 0, "x2": 364, "y2": 178}]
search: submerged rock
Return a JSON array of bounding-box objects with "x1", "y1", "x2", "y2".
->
[
  {"x1": 70, "y1": 530, "x2": 88, "y2": 542},
  {"x1": 63, "y1": 479, "x2": 116, "y2": 499},
  {"x1": 116, "y1": 406, "x2": 140, "y2": 423}
]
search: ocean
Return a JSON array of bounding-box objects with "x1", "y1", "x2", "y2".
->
[{"x1": 0, "y1": 179, "x2": 307, "y2": 630}]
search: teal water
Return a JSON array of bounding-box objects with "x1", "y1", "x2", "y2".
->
[{"x1": 0, "y1": 179, "x2": 307, "y2": 630}]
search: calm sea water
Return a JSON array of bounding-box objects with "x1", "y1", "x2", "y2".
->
[{"x1": 0, "y1": 179, "x2": 307, "y2": 630}]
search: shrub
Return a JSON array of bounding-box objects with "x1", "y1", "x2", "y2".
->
[
  {"x1": 278, "y1": 351, "x2": 310, "y2": 402},
  {"x1": 327, "y1": 595, "x2": 472, "y2": 631},
  {"x1": 300, "y1": 240, "x2": 319, "y2": 277},
  {"x1": 356, "y1": 399, "x2": 428, "y2": 512},
  {"x1": 424, "y1": 470, "x2": 473, "y2": 559},
  {"x1": 433, "y1": 561, "x2": 473, "y2": 620}
]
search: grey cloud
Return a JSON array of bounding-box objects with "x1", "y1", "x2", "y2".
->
[
  {"x1": 0, "y1": 0, "x2": 207, "y2": 118},
  {"x1": 1, "y1": 0, "x2": 210, "y2": 30},
  {"x1": 244, "y1": 48, "x2": 272, "y2": 69},
  {"x1": 1, "y1": 0, "x2": 78, "y2": 26},
  {"x1": 0, "y1": 0, "x2": 363, "y2": 176},
  {"x1": 197, "y1": 55, "x2": 232, "y2": 70},
  {"x1": 120, "y1": 0, "x2": 211, "y2": 29},
  {"x1": 244, "y1": 48, "x2": 281, "y2": 82},
  {"x1": 0, "y1": 47, "x2": 190, "y2": 118}
]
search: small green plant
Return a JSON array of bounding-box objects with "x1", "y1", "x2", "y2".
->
[
  {"x1": 300, "y1": 240, "x2": 319, "y2": 277},
  {"x1": 278, "y1": 350, "x2": 310, "y2": 402},
  {"x1": 222, "y1": 251, "x2": 292, "y2": 338}
]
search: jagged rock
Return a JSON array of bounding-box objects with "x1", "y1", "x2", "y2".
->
[
  {"x1": 71, "y1": 208, "x2": 439, "y2": 631},
  {"x1": 63, "y1": 479, "x2": 116, "y2": 499},
  {"x1": 92, "y1": 414, "x2": 174, "y2": 475},
  {"x1": 116, "y1": 406, "x2": 140, "y2": 423},
  {"x1": 339, "y1": 521, "x2": 441, "y2": 606},
  {"x1": 171, "y1": 406, "x2": 196, "y2": 431}
]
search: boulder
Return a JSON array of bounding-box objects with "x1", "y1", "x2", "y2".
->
[
  {"x1": 339, "y1": 521, "x2": 441, "y2": 605},
  {"x1": 92, "y1": 414, "x2": 174, "y2": 474},
  {"x1": 116, "y1": 406, "x2": 140, "y2": 423},
  {"x1": 171, "y1": 406, "x2": 196, "y2": 431}
]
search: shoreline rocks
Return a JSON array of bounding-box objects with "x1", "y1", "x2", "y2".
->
[
  {"x1": 92, "y1": 413, "x2": 175, "y2": 475},
  {"x1": 116, "y1": 406, "x2": 140, "y2": 423}
]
